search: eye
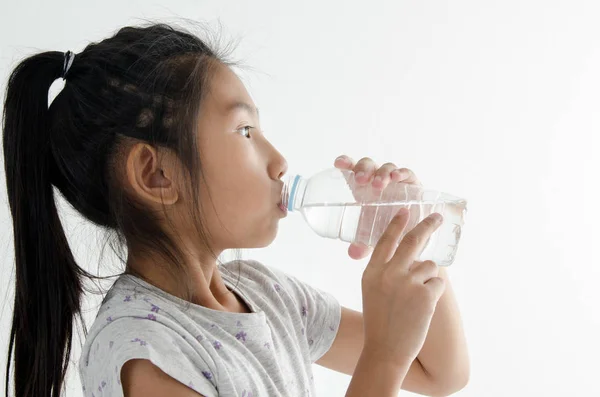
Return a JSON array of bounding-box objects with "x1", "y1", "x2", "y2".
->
[{"x1": 236, "y1": 125, "x2": 253, "y2": 138}]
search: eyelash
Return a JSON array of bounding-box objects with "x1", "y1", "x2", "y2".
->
[{"x1": 237, "y1": 125, "x2": 253, "y2": 138}]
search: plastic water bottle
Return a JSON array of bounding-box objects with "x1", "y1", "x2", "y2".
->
[{"x1": 280, "y1": 167, "x2": 467, "y2": 266}]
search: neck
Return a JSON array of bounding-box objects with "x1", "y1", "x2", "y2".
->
[{"x1": 125, "y1": 253, "x2": 240, "y2": 312}]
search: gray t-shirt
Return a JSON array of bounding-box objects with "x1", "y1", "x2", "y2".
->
[{"x1": 79, "y1": 259, "x2": 342, "y2": 397}]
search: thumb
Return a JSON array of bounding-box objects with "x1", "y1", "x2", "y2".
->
[{"x1": 348, "y1": 243, "x2": 374, "y2": 260}]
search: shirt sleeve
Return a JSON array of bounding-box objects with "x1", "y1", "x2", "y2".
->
[
  {"x1": 80, "y1": 317, "x2": 218, "y2": 397},
  {"x1": 253, "y1": 260, "x2": 342, "y2": 363}
]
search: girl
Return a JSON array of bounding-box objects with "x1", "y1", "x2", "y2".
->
[{"x1": 2, "y1": 22, "x2": 468, "y2": 397}]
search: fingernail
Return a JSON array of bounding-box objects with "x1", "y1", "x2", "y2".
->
[
  {"x1": 356, "y1": 171, "x2": 365, "y2": 179},
  {"x1": 373, "y1": 176, "x2": 382, "y2": 185},
  {"x1": 336, "y1": 156, "x2": 348, "y2": 163}
]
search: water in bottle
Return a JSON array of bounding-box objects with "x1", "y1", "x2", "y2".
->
[{"x1": 280, "y1": 167, "x2": 467, "y2": 266}]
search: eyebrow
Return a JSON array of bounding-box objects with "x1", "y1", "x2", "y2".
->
[{"x1": 228, "y1": 101, "x2": 260, "y2": 118}]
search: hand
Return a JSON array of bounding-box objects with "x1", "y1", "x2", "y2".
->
[
  {"x1": 334, "y1": 155, "x2": 423, "y2": 260},
  {"x1": 361, "y1": 209, "x2": 446, "y2": 365}
]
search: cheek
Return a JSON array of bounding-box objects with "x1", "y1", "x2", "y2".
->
[
  {"x1": 227, "y1": 183, "x2": 265, "y2": 218},
  {"x1": 204, "y1": 182, "x2": 264, "y2": 224},
  {"x1": 197, "y1": 164, "x2": 268, "y2": 224}
]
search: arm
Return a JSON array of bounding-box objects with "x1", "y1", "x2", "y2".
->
[
  {"x1": 416, "y1": 267, "x2": 470, "y2": 391},
  {"x1": 345, "y1": 352, "x2": 413, "y2": 397},
  {"x1": 317, "y1": 269, "x2": 469, "y2": 396},
  {"x1": 317, "y1": 307, "x2": 441, "y2": 396}
]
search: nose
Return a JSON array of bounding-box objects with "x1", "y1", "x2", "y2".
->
[{"x1": 268, "y1": 145, "x2": 288, "y2": 181}]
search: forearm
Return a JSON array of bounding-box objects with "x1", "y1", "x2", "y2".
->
[
  {"x1": 417, "y1": 267, "x2": 470, "y2": 390},
  {"x1": 345, "y1": 352, "x2": 412, "y2": 397}
]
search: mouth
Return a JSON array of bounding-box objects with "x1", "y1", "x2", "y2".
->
[{"x1": 277, "y1": 181, "x2": 289, "y2": 214}]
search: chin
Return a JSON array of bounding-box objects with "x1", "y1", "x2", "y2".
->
[
  {"x1": 223, "y1": 236, "x2": 275, "y2": 250},
  {"x1": 231, "y1": 216, "x2": 280, "y2": 248},
  {"x1": 255, "y1": 234, "x2": 278, "y2": 248},
  {"x1": 250, "y1": 226, "x2": 279, "y2": 248}
]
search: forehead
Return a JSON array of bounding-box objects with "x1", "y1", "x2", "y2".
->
[{"x1": 203, "y1": 63, "x2": 255, "y2": 114}]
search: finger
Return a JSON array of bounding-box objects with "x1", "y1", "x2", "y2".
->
[
  {"x1": 358, "y1": 171, "x2": 422, "y2": 254},
  {"x1": 356, "y1": 180, "x2": 412, "y2": 253},
  {"x1": 335, "y1": 156, "x2": 358, "y2": 188},
  {"x1": 334, "y1": 155, "x2": 356, "y2": 169},
  {"x1": 369, "y1": 208, "x2": 411, "y2": 266},
  {"x1": 372, "y1": 163, "x2": 398, "y2": 192},
  {"x1": 335, "y1": 155, "x2": 358, "y2": 189},
  {"x1": 361, "y1": 180, "x2": 402, "y2": 250},
  {"x1": 391, "y1": 168, "x2": 422, "y2": 186},
  {"x1": 391, "y1": 212, "x2": 444, "y2": 269},
  {"x1": 348, "y1": 242, "x2": 373, "y2": 260},
  {"x1": 354, "y1": 157, "x2": 378, "y2": 184},
  {"x1": 408, "y1": 260, "x2": 439, "y2": 281},
  {"x1": 424, "y1": 276, "x2": 446, "y2": 299},
  {"x1": 355, "y1": 202, "x2": 379, "y2": 244}
]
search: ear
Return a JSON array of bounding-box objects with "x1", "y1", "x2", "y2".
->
[{"x1": 125, "y1": 143, "x2": 179, "y2": 206}]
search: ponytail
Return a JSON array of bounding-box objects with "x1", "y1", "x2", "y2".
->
[
  {"x1": 3, "y1": 22, "x2": 239, "y2": 396},
  {"x1": 3, "y1": 51, "x2": 90, "y2": 397}
]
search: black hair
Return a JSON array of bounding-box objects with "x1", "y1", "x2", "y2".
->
[{"x1": 2, "y1": 20, "x2": 245, "y2": 397}]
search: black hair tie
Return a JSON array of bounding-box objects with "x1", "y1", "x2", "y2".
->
[{"x1": 61, "y1": 51, "x2": 75, "y2": 80}]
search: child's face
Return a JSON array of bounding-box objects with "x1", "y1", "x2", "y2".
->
[{"x1": 193, "y1": 62, "x2": 288, "y2": 250}]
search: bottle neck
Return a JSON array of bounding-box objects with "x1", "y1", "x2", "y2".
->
[{"x1": 282, "y1": 174, "x2": 307, "y2": 212}]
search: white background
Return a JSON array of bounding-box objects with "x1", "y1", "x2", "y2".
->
[{"x1": 1, "y1": 1, "x2": 600, "y2": 396}]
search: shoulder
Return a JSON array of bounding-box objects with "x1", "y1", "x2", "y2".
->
[
  {"x1": 220, "y1": 259, "x2": 286, "y2": 291},
  {"x1": 238, "y1": 259, "x2": 319, "y2": 296},
  {"x1": 80, "y1": 315, "x2": 218, "y2": 397},
  {"x1": 79, "y1": 279, "x2": 219, "y2": 396},
  {"x1": 222, "y1": 258, "x2": 292, "y2": 286},
  {"x1": 224, "y1": 259, "x2": 337, "y2": 314}
]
